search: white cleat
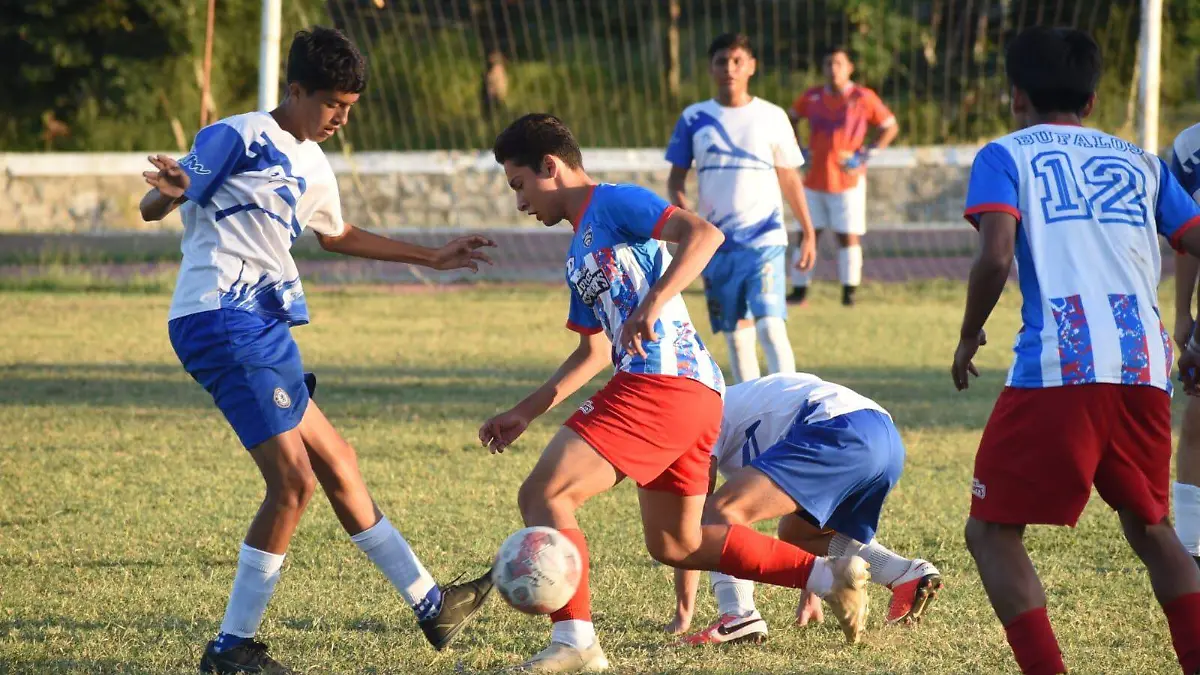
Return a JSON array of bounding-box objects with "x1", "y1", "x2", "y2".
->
[
  {"x1": 822, "y1": 555, "x2": 871, "y2": 644},
  {"x1": 678, "y1": 611, "x2": 768, "y2": 646},
  {"x1": 509, "y1": 641, "x2": 610, "y2": 673},
  {"x1": 885, "y1": 559, "x2": 943, "y2": 625}
]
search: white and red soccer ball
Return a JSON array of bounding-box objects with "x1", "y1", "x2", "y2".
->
[{"x1": 492, "y1": 526, "x2": 582, "y2": 615}]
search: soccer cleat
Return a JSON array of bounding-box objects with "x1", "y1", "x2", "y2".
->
[
  {"x1": 841, "y1": 285, "x2": 857, "y2": 307},
  {"x1": 885, "y1": 559, "x2": 943, "y2": 625},
  {"x1": 679, "y1": 611, "x2": 768, "y2": 646},
  {"x1": 509, "y1": 641, "x2": 610, "y2": 672},
  {"x1": 199, "y1": 639, "x2": 295, "y2": 674},
  {"x1": 786, "y1": 288, "x2": 809, "y2": 306},
  {"x1": 419, "y1": 568, "x2": 494, "y2": 651},
  {"x1": 822, "y1": 555, "x2": 871, "y2": 644}
]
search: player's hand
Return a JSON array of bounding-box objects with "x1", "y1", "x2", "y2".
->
[
  {"x1": 142, "y1": 154, "x2": 190, "y2": 199},
  {"x1": 620, "y1": 296, "x2": 662, "y2": 358},
  {"x1": 432, "y1": 235, "x2": 497, "y2": 272},
  {"x1": 1175, "y1": 315, "x2": 1195, "y2": 351},
  {"x1": 795, "y1": 589, "x2": 824, "y2": 626},
  {"x1": 951, "y1": 329, "x2": 988, "y2": 391},
  {"x1": 795, "y1": 236, "x2": 817, "y2": 272},
  {"x1": 1181, "y1": 346, "x2": 1200, "y2": 396},
  {"x1": 478, "y1": 408, "x2": 529, "y2": 454},
  {"x1": 664, "y1": 607, "x2": 692, "y2": 635}
]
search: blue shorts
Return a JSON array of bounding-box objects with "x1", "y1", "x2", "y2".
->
[
  {"x1": 168, "y1": 309, "x2": 312, "y2": 450},
  {"x1": 750, "y1": 409, "x2": 905, "y2": 543},
  {"x1": 701, "y1": 245, "x2": 788, "y2": 334}
]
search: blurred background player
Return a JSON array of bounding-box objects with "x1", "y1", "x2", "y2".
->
[
  {"x1": 666, "y1": 33, "x2": 816, "y2": 383},
  {"x1": 952, "y1": 27, "x2": 1200, "y2": 675},
  {"x1": 665, "y1": 373, "x2": 941, "y2": 645},
  {"x1": 787, "y1": 46, "x2": 898, "y2": 307},
  {"x1": 140, "y1": 27, "x2": 496, "y2": 674},
  {"x1": 1169, "y1": 120, "x2": 1200, "y2": 569}
]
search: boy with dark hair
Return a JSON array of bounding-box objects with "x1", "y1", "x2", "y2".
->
[
  {"x1": 140, "y1": 26, "x2": 495, "y2": 674},
  {"x1": 482, "y1": 113, "x2": 868, "y2": 672},
  {"x1": 952, "y1": 26, "x2": 1200, "y2": 675}
]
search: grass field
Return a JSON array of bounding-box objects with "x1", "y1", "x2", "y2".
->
[{"x1": 0, "y1": 279, "x2": 1192, "y2": 674}]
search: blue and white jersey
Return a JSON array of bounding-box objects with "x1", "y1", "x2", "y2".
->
[
  {"x1": 965, "y1": 123, "x2": 1200, "y2": 392},
  {"x1": 711, "y1": 373, "x2": 887, "y2": 479},
  {"x1": 1170, "y1": 121, "x2": 1200, "y2": 204},
  {"x1": 665, "y1": 98, "x2": 803, "y2": 251},
  {"x1": 566, "y1": 183, "x2": 724, "y2": 395},
  {"x1": 168, "y1": 112, "x2": 345, "y2": 326}
]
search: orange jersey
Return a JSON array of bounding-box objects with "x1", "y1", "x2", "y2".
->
[{"x1": 790, "y1": 84, "x2": 895, "y2": 193}]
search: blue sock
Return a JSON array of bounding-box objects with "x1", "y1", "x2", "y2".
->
[
  {"x1": 212, "y1": 631, "x2": 249, "y2": 653},
  {"x1": 413, "y1": 585, "x2": 443, "y2": 622}
]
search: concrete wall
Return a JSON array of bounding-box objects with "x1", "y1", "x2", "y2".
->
[{"x1": 0, "y1": 147, "x2": 979, "y2": 233}]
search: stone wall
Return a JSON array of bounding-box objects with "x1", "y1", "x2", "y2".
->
[{"x1": 0, "y1": 147, "x2": 978, "y2": 233}]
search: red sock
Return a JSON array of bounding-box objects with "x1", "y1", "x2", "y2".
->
[
  {"x1": 1164, "y1": 592, "x2": 1200, "y2": 674},
  {"x1": 1003, "y1": 607, "x2": 1066, "y2": 675},
  {"x1": 717, "y1": 523, "x2": 816, "y2": 589},
  {"x1": 550, "y1": 528, "x2": 590, "y2": 623}
]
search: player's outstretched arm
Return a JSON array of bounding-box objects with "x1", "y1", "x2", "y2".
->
[
  {"x1": 777, "y1": 166, "x2": 816, "y2": 271},
  {"x1": 316, "y1": 226, "x2": 496, "y2": 272},
  {"x1": 620, "y1": 209, "x2": 724, "y2": 357},
  {"x1": 666, "y1": 165, "x2": 692, "y2": 211},
  {"x1": 479, "y1": 331, "x2": 611, "y2": 454},
  {"x1": 952, "y1": 212, "x2": 1015, "y2": 391}
]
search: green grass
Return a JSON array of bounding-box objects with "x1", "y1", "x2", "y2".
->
[{"x1": 0, "y1": 281, "x2": 1192, "y2": 674}]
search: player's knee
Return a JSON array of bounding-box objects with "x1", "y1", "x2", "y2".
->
[
  {"x1": 517, "y1": 475, "x2": 570, "y2": 522},
  {"x1": 963, "y1": 517, "x2": 991, "y2": 558},
  {"x1": 645, "y1": 532, "x2": 700, "y2": 567},
  {"x1": 269, "y1": 465, "x2": 317, "y2": 511},
  {"x1": 1118, "y1": 510, "x2": 1171, "y2": 550},
  {"x1": 704, "y1": 492, "x2": 751, "y2": 526}
]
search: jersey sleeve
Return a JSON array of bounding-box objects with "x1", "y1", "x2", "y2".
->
[
  {"x1": 963, "y1": 142, "x2": 1021, "y2": 228},
  {"x1": 305, "y1": 165, "x2": 346, "y2": 237},
  {"x1": 771, "y1": 109, "x2": 805, "y2": 169},
  {"x1": 664, "y1": 113, "x2": 694, "y2": 169},
  {"x1": 605, "y1": 185, "x2": 678, "y2": 242},
  {"x1": 1169, "y1": 134, "x2": 1200, "y2": 201},
  {"x1": 566, "y1": 289, "x2": 604, "y2": 335},
  {"x1": 179, "y1": 122, "x2": 248, "y2": 207},
  {"x1": 1155, "y1": 157, "x2": 1200, "y2": 251},
  {"x1": 866, "y1": 90, "x2": 896, "y2": 128}
]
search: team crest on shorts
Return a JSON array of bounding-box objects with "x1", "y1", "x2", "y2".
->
[
  {"x1": 971, "y1": 478, "x2": 986, "y2": 499},
  {"x1": 582, "y1": 225, "x2": 593, "y2": 247},
  {"x1": 579, "y1": 400, "x2": 594, "y2": 415},
  {"x1": 273, "y1": 387, "x2": 292, "y2": 408}
]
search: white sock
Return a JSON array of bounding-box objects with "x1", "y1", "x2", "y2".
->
[
  {"x1": 218, "y1": 543, "x2": 286, "y2": 640},
  {"x1": 351, "y1": 517, "x2": 440, "y2": 618},
  {"x1": 1174, "y1": 482, "x2": 1200, "y2": 556},
  {"x1": 723, "y1": 327, "x2": 761, "y2": 383},
  {"x1": 790, "y1": 247, "x2": 814, "y2": 287},
  {"x1": 828, "y1": 533, "x2": 913, "y2": 587},
  {"x1": 551, "y1": 619, "x2": 596, "y2": 650},
  {"x1": 837, "y1": 245, "x2": 863, "y2": 287},
  {"x1": 710, "y1": 572, "x2": 757, "y2": 617},
  {"x1": 806, "y1": 557, "x2": 835, "y2": 597},
  {"x1": 755, "y1": 316, "x2": 795, "y2": 374}
]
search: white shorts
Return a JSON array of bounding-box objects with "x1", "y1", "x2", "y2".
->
[{"x1": 804, "y1": 182, "x2": 867, "y2": 235}]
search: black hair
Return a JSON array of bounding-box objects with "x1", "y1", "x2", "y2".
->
[
  {"x1": 1005, "y1": 26, "x2": 1102, "y2": 115},
  {"x1": 493, "y1": 113, "x2": 584, "y2": 170},
  {"x1": 708, "y1": 33, "x2": 754, "y2": 60},
  {"x1": 824, "y1": 45, "x2": 853, "y2": 62},
  {"x1": 286, "y1": 27, "x2": 367, "y2": 94}
]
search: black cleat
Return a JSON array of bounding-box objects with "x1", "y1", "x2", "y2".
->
[
  {"x1": 841, "y1": 285, "x2": 857, "y2": 307},
  {"x1": 419, "y1": 568, "x2": 495, "y2": 651},
  {"x1": 787, "y1": 287, "x2": 809, "y2": 306},
  {"x1": 199, "y1": 639, "x2": 296, "y2": 674}
]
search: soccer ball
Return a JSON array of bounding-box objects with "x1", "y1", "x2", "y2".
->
[{"x1": 492, "y1": 526, "x2": 582, "y2": 615}]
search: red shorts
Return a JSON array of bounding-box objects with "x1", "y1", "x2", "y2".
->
[
  {"x1": 971, "y1": 384, "x2": 1171, "y2": 526},
  {"x1": 564, "y1": 371, "x2": 722, "y2": 496}
]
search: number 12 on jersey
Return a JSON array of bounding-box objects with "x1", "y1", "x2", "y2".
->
[{"x1": 1031, "y1": 151, "x2": 1148, "y2": 227}]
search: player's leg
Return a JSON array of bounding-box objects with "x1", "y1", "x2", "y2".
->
[
  {"x1": 297, "y1": 401, "x2": 491, "y2": 651},
  {"x1": 1094, "y1": 386, "x2": 1200, "y2": 674},
  {"x1": 748, "y1": 245, "x2": 795, "y2": 374},
  {"x1": 832, "y1": 181, "x2": 866, "y2": 307},
  {"x1": 705, "y1": 252, "x2": 761, "y2": 383},
  {"x1": 512, "y1": 426, "x2": 621, "y2": 671},
  {"x1": 964, "y1": 386, "x2": 1111, "y2": 675},
  {"x1": 1175, "y1": 395, "x2": 1200, "y2": 567}
]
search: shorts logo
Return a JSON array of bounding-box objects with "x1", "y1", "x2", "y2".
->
[
  {"x1": 582, "y1": 225, "x2": 593, "y2": 247},
  {"x1": 273, "y1": 387, "x2": 292, "y2": 408},
  {"x1": 579, "y1": 400, "x2": 594, "y2": 415},
  {"x1": 971, "y1": 478, "x2": 986, "y2": 499}
]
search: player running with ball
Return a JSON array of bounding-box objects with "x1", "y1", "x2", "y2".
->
[
  {"x1": 952, "y1": 26, "x2": 1200, "y2": 675},
  {"x1": 481, "y1": 113, "x2": 870, "y2": 673},
  {"x1": 140, "y1": 27, "x2": 496, "y2": 674}
]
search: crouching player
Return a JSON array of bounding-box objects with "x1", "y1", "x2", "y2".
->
[{"x1": 666, "y1": 373, "x2": 942, "y2": 645}]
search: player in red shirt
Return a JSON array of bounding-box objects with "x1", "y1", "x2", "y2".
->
[{"x1": 787, "y1": 46, "x2": 899, "y2": 307}]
